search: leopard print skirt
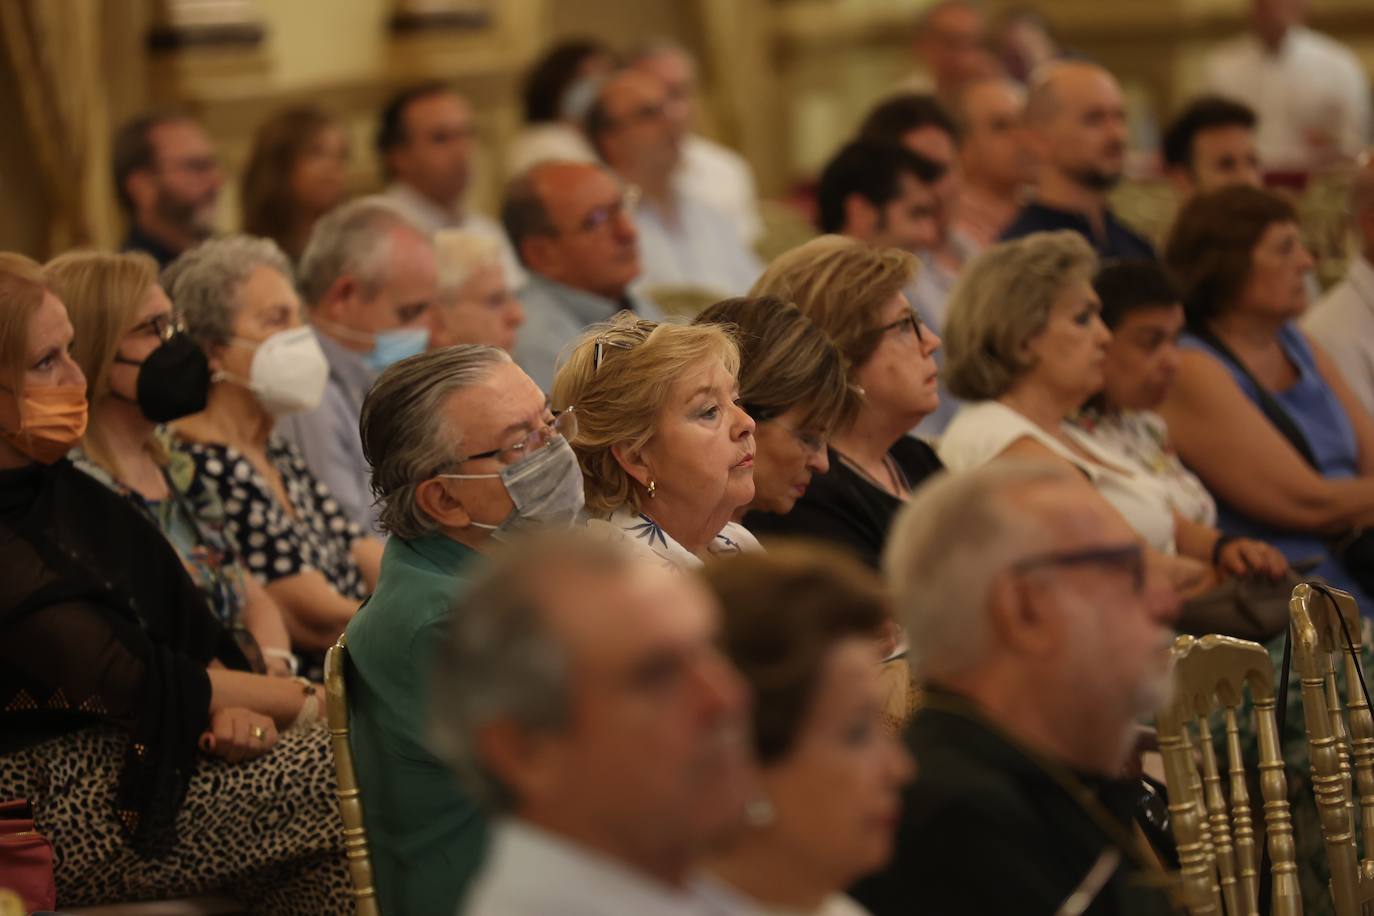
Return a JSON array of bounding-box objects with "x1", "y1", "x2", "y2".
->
[{"x1": 0, "y1": 722, "x2": 354, "y2": 914}]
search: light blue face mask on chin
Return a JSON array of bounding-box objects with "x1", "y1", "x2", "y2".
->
[{"x1": 365, "y1": 327, "x2": 430, "y2": 372}]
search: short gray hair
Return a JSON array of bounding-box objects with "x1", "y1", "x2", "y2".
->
[
  {"x1": 943, "y1": 230, "x2": 1097, "y2": 400},
  {"x1": 297, "y1": 196, "x2": 425, "y2": 306},
  {"x1": 884, "y1": 460, "x2": 1076, "y2": 683},
  {"x1": 434, "y1": 229, "x2": 505, "y2": 297},
  {"x1": 163, "y1": 235, "x2": 294, "y2": 351},
  {"x1": 359, "y1": 344, "x2": 511, "y2": 540},
  {"x1": 429, "y1": 530, "x2": 636, "y2": 808}
]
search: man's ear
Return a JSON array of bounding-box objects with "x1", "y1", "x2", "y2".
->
[
  {"x1": 475, "y1": 720, "x2": 565, "y2": 810},
  {"x1": 610, "y1": 441, "x2": 651, "y2": 490},
  {"x1": 415, "y1": 477, "x2": 473, "y2": 530},
  {"x1": 317, "y1": 274, "x2": 362, "y2": 324},
  {"x1": 986, "y1": 570, "x2": 1060, "y2": 658},
  {"x1": 125, "y1": 169, "x2": 158, "y2": 216},
  {"x1": 521, "y1": 236, "x2": 560, "y2": 278},
  {"x1": 1165, "y1": 166, "x2": 1195, "y2": 201},
  {"x1": 842, "y1": 193, "x2": 879, "y2": 242}
]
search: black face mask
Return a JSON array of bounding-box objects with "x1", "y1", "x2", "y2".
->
[{"x1": 114, "y1": 332, "x2": 211, "y2": 423}]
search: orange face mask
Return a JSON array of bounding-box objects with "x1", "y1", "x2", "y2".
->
[{"x1": 0, "y1": 384, "x2": 88, "y2": 465}]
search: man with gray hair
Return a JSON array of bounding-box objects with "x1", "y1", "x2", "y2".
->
[
  {"x1": 852, "y1": 460, "x2": 1180, "y2": 916},
  {"x1": 1304, "y1": 152, "x2": 1374, "y2": 418},
  {"x1": 344, "y1": 345, "x2": 584, "y2": 916},
  {"x1": 429, "y1": 528, "x2": 753, "y2": 915},
  {"x1": 276, "y1": 196, "x2": 437, "y2": 533}
]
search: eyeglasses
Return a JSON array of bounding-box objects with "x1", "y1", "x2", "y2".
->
[
  {"x1": 452, "y1": 406, "x2": 578, "y2": 466},
  {"x1": 591, "y1": 317, "x2": 658, "y2": 371},
  {"x1": 128, "y1": 312, "x2": 181, "y2": 342},
  {"x1": 1011, "y1": 543, "x2": 1145, "y2": 594},
  {"x1": 868, "y1": 309, "x2": 925, "y2": 344},
  {"x1": 742, "y1": 403, "x2": 827, "y2": 456},
  {"x1": 574, "y1": 185, "x2": 641, "y2": 235}
]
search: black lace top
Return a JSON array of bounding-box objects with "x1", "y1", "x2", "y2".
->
[{"x1": 0, "y1": 459, "x2": 248, "y2": 856}]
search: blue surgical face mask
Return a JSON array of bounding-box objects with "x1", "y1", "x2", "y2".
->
[{"x1": 365, "y1": 327, "x2": 430, "y2": 373}]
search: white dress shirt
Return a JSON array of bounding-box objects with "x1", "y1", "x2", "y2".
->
[
  {"x1": 676, "y1": 135, "x2": 763, "y2": 245},
  {"x1": 633, "y1": 191, "x2": 764, "y2": 299},
  {"x1": 1203, "y1": 26, "x2": 1372, "y2": 168},
  {"x1": 463, "y1": 820, "x2": 717, "y2": 916},
  {"x1": 1303, "y1": 254, "x2": 1374, "y2": 419},
  {"x1": 382, "y1": 182, "x2": 526, "y2": 289}
]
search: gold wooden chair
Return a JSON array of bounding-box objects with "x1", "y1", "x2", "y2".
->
[
  {"x1": 1157, "y1": 633, "x2": 1301, "y2": 916},
  {"x1": 325, "y1": 634, "x2": 381, "y2": 916},
  {"x1": 1289, "y1": 582, "x2": 1374, "y2": 916}
]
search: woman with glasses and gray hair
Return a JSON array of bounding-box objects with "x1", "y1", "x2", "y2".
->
[
  {"x1": 937, "y1": 230, "x2": 1286, "y2": 589},
  {"x1": 165, "y1": 236, "x2": 384, "y2": 659},
  {"x1": 743, "y1": 236, "x2": 944, "y2": 570},
  {"x1": 429, "y1": 229, "x2": 526, "y2": 352},
  {"x1": 552, "y1": 311, "x2": 759, "y2": 568}
]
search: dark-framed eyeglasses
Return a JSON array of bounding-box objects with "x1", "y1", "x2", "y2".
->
[
  {"x1": 128, "y1": 312, "x2": 182, "y2": 342},
  {"x1": 591, "y1": 318, "x2": 658, "y2": 371},
  {"x1": 868, "y1": 309, "x2": 925, "y2": 344},
  {"x1": 1011, "y1": 543, "x2": 1145, "y2": 594},
  {"x1": 742, "y1": 402, "x2": 827, "y2": 456},
  {"x1": 451, "y1": 406, "x2": 578, "y2": 466}
]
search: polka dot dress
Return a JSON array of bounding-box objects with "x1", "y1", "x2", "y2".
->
[{"x1": 179, "y1": 437, "x2": 367, "y2": 601}]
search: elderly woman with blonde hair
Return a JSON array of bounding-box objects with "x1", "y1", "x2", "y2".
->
[
  {"x1": 937, "y1": 229, "x2": 1285, "y2": 588},
  {"x1": 743, "y1": 235, "x2": 944, "y2": 569},
  {"x1": 552, "y1": 311, "x2": 758, "y2": 568},
  {"x1": 429, "y1": 229, "x2": 525, "y2": 352}
]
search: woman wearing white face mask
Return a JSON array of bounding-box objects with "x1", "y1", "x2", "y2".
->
[{"x1": 167, "y1": 236, "x2": 384, "y2": 656}]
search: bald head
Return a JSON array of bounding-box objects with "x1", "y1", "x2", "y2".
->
[
  {"x1": 1025, "y1": 60, "x2": 1128, "y2": 193},
  {"x1": 501, "y1": 160, "x2": 640, "y2": 297}
]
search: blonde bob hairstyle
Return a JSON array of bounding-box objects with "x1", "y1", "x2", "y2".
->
[
  {"x1": 943, "y1": 230, "x2": 1098, "y2": 401},
  {"x1": 551, "y1": 311, "x2": 740, "y2": 517},
  {"x1": 45, "y1": 251, "x2": 166, "y2": 479},
  {"x1": 750, "y1": 235, "x2": 917, "y2": 417}
]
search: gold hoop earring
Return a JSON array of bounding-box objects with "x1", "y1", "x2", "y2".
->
[{"x1": 647, "y1": 479, "x2": 656, "y2": 499}]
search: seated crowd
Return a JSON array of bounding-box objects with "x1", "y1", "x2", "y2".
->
[{"x1": 4, "y1": 2, "x2": 1374, "y2": 913}]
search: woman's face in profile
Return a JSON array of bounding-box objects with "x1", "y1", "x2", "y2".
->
[
  {"x1": 851, "y1": 291, "x2": 941, "y2": 426},
  {"x1": 749, "y1": 405, "x2": 829, "y2": 516},
  {"x1": 290, "y1": 124, "x2": 350, "y2": 214},
  {"x1": 636, "y1": 356, "x2": 756, "y2": 529},
  {"x1": 1237, "y1": 220, "x2": 1314, "y2": 321},
  {"x1": 755, "y1": 637, "x2": 915, "y2": 886},
  {"x1": 430, "y1": 262, "x2": 525, "y2": 353}
]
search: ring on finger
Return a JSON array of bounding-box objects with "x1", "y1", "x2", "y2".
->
[{"x1": 250, "y1": 724, "x2": 266, "y2": 741}]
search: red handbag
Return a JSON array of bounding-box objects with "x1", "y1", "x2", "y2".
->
[{"x1": 0, "y1": 799, "x2": 55, "y2": 912}]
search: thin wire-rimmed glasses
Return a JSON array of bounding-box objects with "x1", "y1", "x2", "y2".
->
[
  {"x1": 591, "y1": 317, "x2": 658, "y2": 371},
  {"x1": 574, "y1": 185, "x2": 641, "y2": 235},
  {"x1": 742, "y1": 403, "x2": 827, "y2": 456},
  {"x1": 1011, "y1": 543, "x2": 1145, "y2": 594},
  {"x1": 451, "y1": 406, "x2": 578, "y2": 466}
]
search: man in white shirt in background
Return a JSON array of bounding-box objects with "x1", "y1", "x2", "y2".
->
[
  {"x1": 1304, "y1": 152, "x2": 1374, "y2": 417},
  {"x1": 431, "y1": 531, "x2": 754, "y2": 916},
  {"x1": 629, "y1": 40, "x2": 764, "y2": 246},
  {"x1": 377, "y1": 81, "x2": 525, "y2": 287},
  {"x1": 1203, "y1": 0, "x2": 1371, "y2": 170},
  {"x1": 586, "y1": 70, "x2": 764, "y2": 298}
]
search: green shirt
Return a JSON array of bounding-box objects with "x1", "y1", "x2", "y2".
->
[{"x1": 345, "y1": 534, "x2": 488, "y2": 916}]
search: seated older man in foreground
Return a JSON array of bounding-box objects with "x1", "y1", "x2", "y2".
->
[
  {"x1": 852, "y1": 461, "x2": 1181, "y2": 916},
  {"x1": 431, "y1": 530, "x2": 754, "y2": 915},
  {"x1": 344, "y1": 346, "x2": 584, "y2": 916}
]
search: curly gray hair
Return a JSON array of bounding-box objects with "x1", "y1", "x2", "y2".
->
[{"x1": 162, "y1": 235, "x2": 294, "y2": 351}]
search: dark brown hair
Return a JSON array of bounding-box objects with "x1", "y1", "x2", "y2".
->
[
  {"x1": 695, "y1": 296, "x2": 852, "y2": 434},
  {"x1": 241, "y1": 105, "x2": 341, "y2": 259},
  {"x1": 1164, "y1": 185, "x2": 1297, "y2": 327},
  {"x1": 701, "y1": 541, "x2": 888, "y2": 765}
]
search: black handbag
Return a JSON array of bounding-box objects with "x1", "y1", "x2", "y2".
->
[{"x1": 1192, "y1": 326, "x2": 1374, "y2": 598}]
